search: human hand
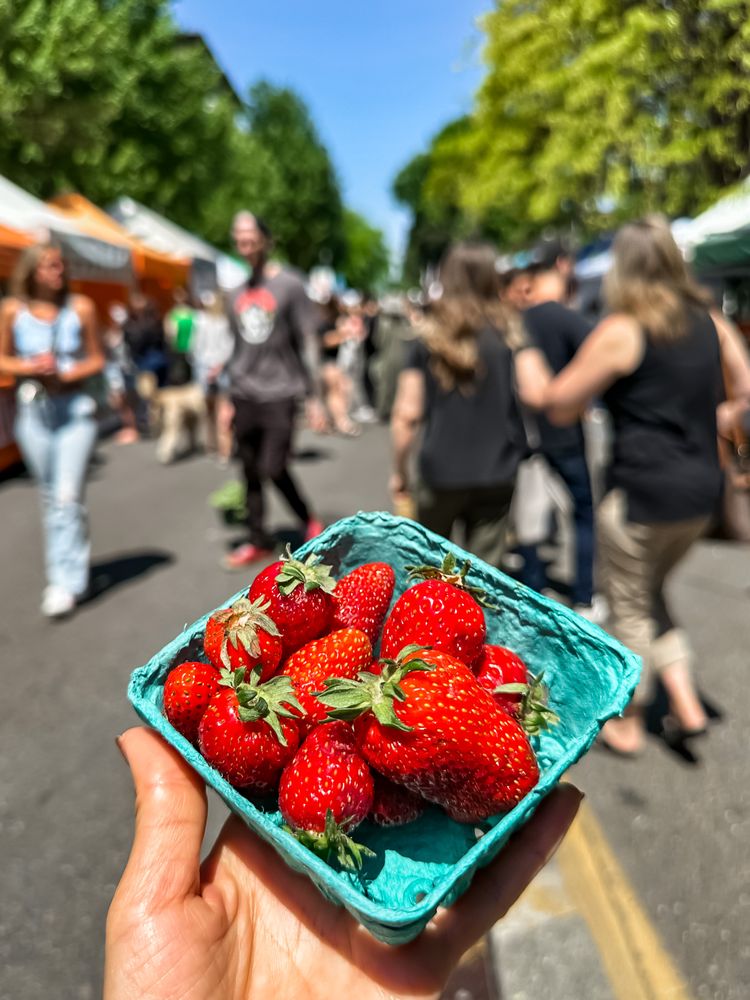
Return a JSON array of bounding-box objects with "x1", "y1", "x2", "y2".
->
[
  {"x1": 28, "y1": 352, "x2": 57, "y2": 377},
  {"x1": 105, "y1": 727, "x2": 581, "y2": 1000},
  {"x1": 390, "y1": 471, "x2": 411, "y2": 504}
]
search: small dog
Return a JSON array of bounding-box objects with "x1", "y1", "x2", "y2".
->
[{"x1": 137, "y1": 371, "x2": 207, "y2": 464}]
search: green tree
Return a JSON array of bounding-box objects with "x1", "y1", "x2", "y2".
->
[
  {"x1": 245, "y1": 82, "x2": 345, "y2": 271},
  {"x1": 396, "y1": 0, "x2": 750, "y2": 253},
  {"x1": 0, "y1": 0, "x2": 238, "y2": 233},
  {"x1": 339, "y1": 209, "x2": 389, "y2": 292}
]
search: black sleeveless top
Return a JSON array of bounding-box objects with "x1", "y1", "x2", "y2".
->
[
  {"x1": 603, "y1": 309, "x2": 723, "y2": 523},
  {"x1": 404, "y1": 327, "x2": 527, "y2": 489}
]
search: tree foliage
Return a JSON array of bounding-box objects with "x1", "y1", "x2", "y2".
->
[
  {"x1": 0, "y1": 2, "x2": 384, "y2": 274},
  {"x1": 396, "y1": 0, "x2": 750, "y2": 274},
  {"x1": 339, "y1": 209, "x2": 389, "y2": 292}
]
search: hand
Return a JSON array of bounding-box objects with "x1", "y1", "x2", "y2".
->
[
  {"x1": 28, "y1": 352, "x2": 57, "y2": 377},
  {"x1": 305, "y1": 397, "x2": 329, "y2": 434},
  {"x1": 105, "y1": 727, "x2": 581, "y2": 1000},
  {"x1": 717, "y1": 398, "x2": 749, "y2": 438}
]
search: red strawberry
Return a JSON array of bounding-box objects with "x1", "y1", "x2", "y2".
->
[
  {"x1": 279, "y1": 722, "x2": 375, "y2": 868},
  {"x1": 319, "y1": 646, "x2": 539, "y2": 823},
  {"x1": 380, "y1": 553, "x2": 487, "y2": 667},
  {"x1": 474, "y1": 644, "x2": 558, "y2": 735},
  {"x1": 473, "y1": 644, "x2": 528, "y2": 715},
  {"x1": 248, "y1": 546, "x2": 336, "y2": 657},
  {"x1": 198, "y1": 668, "x2": 302, "y2": 792},
  {"x1": 369, "y1": 774, "x2": 425, "y2": 827},
  {"x1": 163, "y1": 661, "x2": 220, "y2": 744},
  {"x1": 331, "y1": 562, "x2": 395, "y2": 643},
  {"x1": 281, "y1": 627, "x2": 372, "y2": 733},
  {"x1": 204, "y1": 597, "x2": 282, "y2": 680}
]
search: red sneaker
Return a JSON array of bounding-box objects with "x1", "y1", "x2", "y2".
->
[
  {"x1": 304, "y1": 518, "x2": 325, "y2": 542},
  {"x1": 223, "y1": 543, "x2": 273, "y2": 570}
]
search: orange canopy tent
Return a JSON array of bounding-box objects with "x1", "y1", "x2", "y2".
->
[
  {"x1": 49, "y1": 194, "x2": 191, "y2": 313},
  {"x1": 0, "y1": 223, "x2": 33, "y2": 282}
]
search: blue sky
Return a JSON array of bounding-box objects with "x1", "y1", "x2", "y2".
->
[{"x1": 173, "y1": 0, "x2": 492, "y2": 255}]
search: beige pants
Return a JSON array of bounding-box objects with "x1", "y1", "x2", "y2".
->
[{"x1": 597, "y1": 490, "x2": 710, "y2": 705}]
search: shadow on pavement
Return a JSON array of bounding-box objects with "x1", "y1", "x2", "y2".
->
[{"x1": 84, "y1": 550, "x2": 174, "y2": 603}]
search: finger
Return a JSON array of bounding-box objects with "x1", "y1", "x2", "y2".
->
[
  {"x1": 429, "y1": 784, "x2": 583, "y2": 962},
  {"x1": 115, "y1": 726, "x2": 207, "y2": 908}
]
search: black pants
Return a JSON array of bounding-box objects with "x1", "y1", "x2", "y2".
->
[
  {"x1": 233, "y1": 397, "x2": 310, "y2": 547},
  {"x1": 416, "y1": 481, "x2": 515, "y2": 569}
]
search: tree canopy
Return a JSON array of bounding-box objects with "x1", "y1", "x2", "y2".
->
[
  {"x1": 0, "y1": 1, "x2": 388, "y2": 277},
  {"x1": 395, "y1": 0, "x2": 750, "y2": 276}
]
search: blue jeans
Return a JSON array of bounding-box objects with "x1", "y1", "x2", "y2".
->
[
  {"x1": 15, "y1": 391, "x2": 98, "y2": 596},
  {"x1": 518, "y1": 448, "x2": 595, "y2": 606}
]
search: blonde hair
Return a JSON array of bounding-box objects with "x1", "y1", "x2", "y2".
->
[
  {"x1": 422, "y1": 242, "x2": 525, "y2": 393},
  {"x1": 10, "y1": 243, "x2": 68, "y2": 305},
  {"x1": 604, "y1": 216, "x2": 712, "y2": 341}
]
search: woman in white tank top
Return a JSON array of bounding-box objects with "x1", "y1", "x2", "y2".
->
[{"x1": 0, "y1": 243, "x2": 105, "y2": 618}]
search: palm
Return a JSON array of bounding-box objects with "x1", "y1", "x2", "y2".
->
[{"x1": 106, "y1": 728, "x2": 580, "y2": 1000}]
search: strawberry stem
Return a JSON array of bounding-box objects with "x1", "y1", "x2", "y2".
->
[
  {"x1": 288, "y1": 810, "x2": 375, "y2": 870},
  {"x1": 405, "y1": 552, "x2": 497, "y2": 609},
  {"x1": 220, "y1": 666, "x2": 304, "y2": 745},
  {"x1": 275, "y1": 545, "x2": 336, "y2": 596}
]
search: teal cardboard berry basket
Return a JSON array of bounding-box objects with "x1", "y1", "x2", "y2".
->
[{"x1": 128, "y1": 510, "x2": 641, "y2": 945}]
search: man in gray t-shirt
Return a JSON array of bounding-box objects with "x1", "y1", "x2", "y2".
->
[{"x1": 223, "y1": 212, "x2": 326, "y2": 569}]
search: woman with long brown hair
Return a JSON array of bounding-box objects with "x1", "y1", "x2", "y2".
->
[
  {"x1": 0, "y1": 243, "x2": 104, "y2": 618},
  {"x1": 521, "y1": 217, "x2": 750, "y2": 754},
  {"x1": 391, "y1": 241, "x2": 537, "y2": 567}
]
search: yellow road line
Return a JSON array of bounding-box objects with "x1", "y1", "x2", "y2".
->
[{"x1": 557, "y1": 801, "x2": 693, "y2": 1000}]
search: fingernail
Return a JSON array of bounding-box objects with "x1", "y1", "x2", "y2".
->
[{"x1": 115, "y1": 735, "x2": 127, "y2": 760}]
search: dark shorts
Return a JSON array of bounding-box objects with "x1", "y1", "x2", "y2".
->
[{"x1": 232, "y1": 397, "x2": 297, "y2": 480}]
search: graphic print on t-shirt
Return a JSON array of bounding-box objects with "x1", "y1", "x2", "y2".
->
[{"x1": 235, "y1": 287, "x2": 278, "y2": 345}]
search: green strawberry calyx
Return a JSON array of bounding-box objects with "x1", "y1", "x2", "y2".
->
[
  {"x1": 213, "y1": 597, "x2": 281, "y2": 670},
  {"x1": 405, "y1": 552, "x2": 497, "y2": 609},
  {"x1": 286, "y1": 810, "x2": 375, "y2": 870},
  {"x1": 317, "y1": 644, "x2": 435, "y2": 732},
  {"x1": 219, "y1": 666, "x2": 304, "y2": 746},
  {"x1": 496, "y1": 671, "x2": 558, "y2": 736},
  {"x1": 276, "y1": 545, "x2": 336, "y2": 597}
]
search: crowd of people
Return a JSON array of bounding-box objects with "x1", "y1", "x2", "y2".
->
[
  {"x1": 3, "y1": 208, "x2": 750, "y2": 997},
  {"x1": 2, "y1": 211, "x2": 750, "y2": 759}
]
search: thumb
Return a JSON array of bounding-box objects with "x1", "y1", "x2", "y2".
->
[{"x1": 115, "y1": 726, "x2": 207, "y2": 908}]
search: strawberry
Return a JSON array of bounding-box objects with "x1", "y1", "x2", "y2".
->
[
  {"x1": 248, "y1": 546, "x2": 336, "y2": 657},
  {"x1": 204, "y1": 597, "x2": 282, "y2": 681},
  {"x1": 279, "y1": 722, "x2": 375, "y2": 869},
  {"x1": 281, "y1": 627, "x2": 372, "y2": 733},
  {"x1": 369, "y1": 774, "x2": 425, "y2": 827},
  {"x1": 380, "y1": 553, "x2": 487, "y2": 667},
  {"x1": 198, "y1": 668, "x2": 303, "y2": 792},
  {"x1": 331, "y1": 562, "x2": 395, "y2": 643},
  {"x1": 163, "y1": 661, "x2": 220, "y2": 744},
  {"x1": 319, "y1": 645, "x2": 539, "y2": 823},
  {"x1": 474, "y1": 644, "x2": 558, "y2": 735}
]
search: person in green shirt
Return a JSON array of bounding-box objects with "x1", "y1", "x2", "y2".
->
[{"x1": 166, "y1": 287, "x2": 196, "y2": 355}]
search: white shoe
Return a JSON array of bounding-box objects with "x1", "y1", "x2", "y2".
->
[
  {"x1": 41, "y1": 585, "x2": 76, "y2": 619},
  {"x1": 352, "y1": 406, "x2": 378, "y2": 424},
  {"x1": 574, "y1": 594, "x2": 609, "y2": 626}
]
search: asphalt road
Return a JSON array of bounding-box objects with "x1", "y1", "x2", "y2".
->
[{"x1": 0, "y1": 425, "x2": 747, "y2": 999}]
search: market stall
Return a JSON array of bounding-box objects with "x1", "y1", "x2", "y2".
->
[
  {"x1": 108, "y1": 196, "x2": 247, "y2": 296},
  {"x1": 50, "y1": 194, "x2": 191, "y2": 313}
]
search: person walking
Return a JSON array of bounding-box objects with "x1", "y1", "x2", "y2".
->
[
  {"x1": 0, "y1": 243, "x2": 105, "y2": 618},
  {"x1": 191, "y1": 290, "x2": 234, "y2": 461},
  {"x1": 518, "y1": 237, "x2": 601, "y2": 620},
  {"x1": 390, "y1": 241, "x2": 541, "y2": 568},
  {"x1": 520, "y1": 217, "x2": 750, "y2": 754},
  {"x1": 223, "y1": 212, "x2": 326, "y2": 569}
]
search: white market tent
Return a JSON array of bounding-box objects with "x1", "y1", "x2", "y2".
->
[
  {"x1": 0, "y1": 174, "x2": 132, "y2": 284},
  {"x1": 109, "y1": 197, "x2": 248, "y2": 292},
  {"x1": 678, "y1": 179, "x2": 750, "y2": 251}
]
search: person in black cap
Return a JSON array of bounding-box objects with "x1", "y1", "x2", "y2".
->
[{"x1": 518, "y1": 235, "x2": 603, "y2": 621}]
